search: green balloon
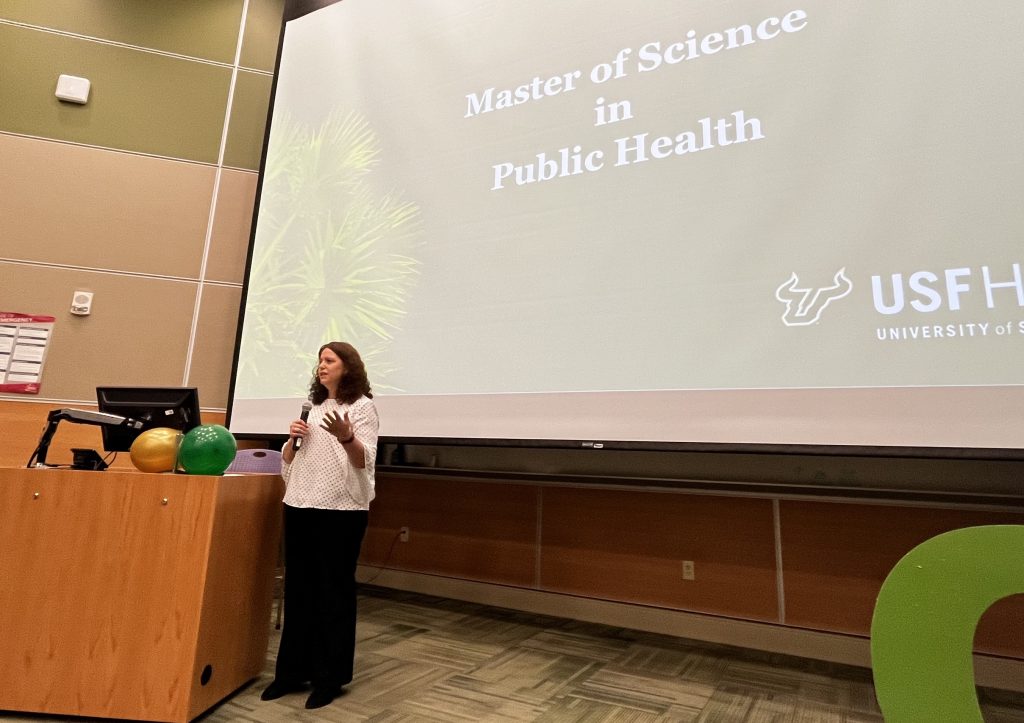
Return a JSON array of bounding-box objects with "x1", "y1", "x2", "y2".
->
[
  {"x1": 177, "y1": 424, "x2": 237, "y2": 475},
  {"x1": 871, "y1": 525, "x2": 1024, "y2": 722}
]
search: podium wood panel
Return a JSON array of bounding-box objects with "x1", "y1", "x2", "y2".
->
[{"x1": 0, "y1": 467, "x2": 283, "y2": 722}]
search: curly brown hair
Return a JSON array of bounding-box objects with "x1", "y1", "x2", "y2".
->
[{"x1": 307, "y1": 341, "x2": 373, "y2": 404}]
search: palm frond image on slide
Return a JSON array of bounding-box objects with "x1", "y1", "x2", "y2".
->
[{"x1": 238, "y1": 111, "x2": 422, "y2": 398}]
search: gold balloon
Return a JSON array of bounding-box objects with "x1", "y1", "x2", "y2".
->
[{"x1": 129, "y1": 427, "x2": 182, "y2": 473}]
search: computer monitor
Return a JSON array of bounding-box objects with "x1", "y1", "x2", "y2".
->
[{"x1": 96, "y1": 386, "x2": 201, "y2": 452}]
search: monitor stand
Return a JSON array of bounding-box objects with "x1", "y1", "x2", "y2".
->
[{"x1": 71, "y1": 448, "x2": 108, "y2": 471}]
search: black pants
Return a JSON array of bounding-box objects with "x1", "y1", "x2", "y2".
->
[{"x1": 275, "y1": 505, "x2": 368, "y2": 689}]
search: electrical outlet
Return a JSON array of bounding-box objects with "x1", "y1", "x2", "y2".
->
[
  {"x1": 682, "y1": 560, "x2": 695, "y2": 580},
  {"x1": 399, "y1": 526, "x2": 410, "y2": 542}
]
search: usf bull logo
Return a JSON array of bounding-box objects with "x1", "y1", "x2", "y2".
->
[{"x1": 775, "y1": 268, "x2": 852, "y2": 326}]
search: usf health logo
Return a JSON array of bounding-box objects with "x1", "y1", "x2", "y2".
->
[{"x1": 775, "y1": 268, "x2": 852, "y2": 326}]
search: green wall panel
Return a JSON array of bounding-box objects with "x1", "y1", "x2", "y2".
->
[
  {"x1": 241, "y1": 0, "x2": 286, "y2": 72},
  {"x1": 0, "y1": 0, "x2": 244, "y2": 64},
  {"x1": 223, "y1": 70, "x2": 273, "y2": 170},
  {"x1": 0, "y1": 24, "x2": 231, "y2": 163}
]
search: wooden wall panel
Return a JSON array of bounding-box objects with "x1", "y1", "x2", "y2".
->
[
  {"x1": 780, "y1": 500, "x2": 1024, "y2": 655},
  {"x1": 0, "y1": 135, "x2": 215, "y2": 277},
  {"x1": 978, "y1": 589, "x2": 1024, "y2": 658},
  {"x1": 541, "y1": 487, "x2": 778, "y2": 621},
  {"x1": 363, "y1": 475, "x2": 538, "y2": 587}
]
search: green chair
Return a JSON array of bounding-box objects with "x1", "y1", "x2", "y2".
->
[{"x1": 870, "y1": 525, "x2": 1024, "y2": 722}]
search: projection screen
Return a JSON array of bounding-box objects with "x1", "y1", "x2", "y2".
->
[{"x1": 228, "y1": 0, "x2": 1024, "y2": 449}]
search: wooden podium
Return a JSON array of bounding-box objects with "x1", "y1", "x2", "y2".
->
[{"x1": 0, "y1": 467, "x2": 284, "y2": 722}]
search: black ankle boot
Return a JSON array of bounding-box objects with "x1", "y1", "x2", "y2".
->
[
  {"x1": 305, "y1": 687, "x2": 342, "y2": 709},
  {"x1": 260, "y1": 679, "x2": 305, "y2": 701}
]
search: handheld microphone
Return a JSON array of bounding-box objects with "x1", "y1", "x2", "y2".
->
[{"x1": 293, "y1": 400, "x2": 313, "y2": 450}]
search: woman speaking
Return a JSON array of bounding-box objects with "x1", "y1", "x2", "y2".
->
[{"x1": 261, "y1": 341, "x2": 378, "y2": 710}]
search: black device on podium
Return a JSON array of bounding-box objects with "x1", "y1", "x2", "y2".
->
[
  {"x1": 95, "y1": 386, "x2": 201, "y2": 452},
  {"x1": 71, "y1": 448, "x2": 110, "y2": 471}
]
